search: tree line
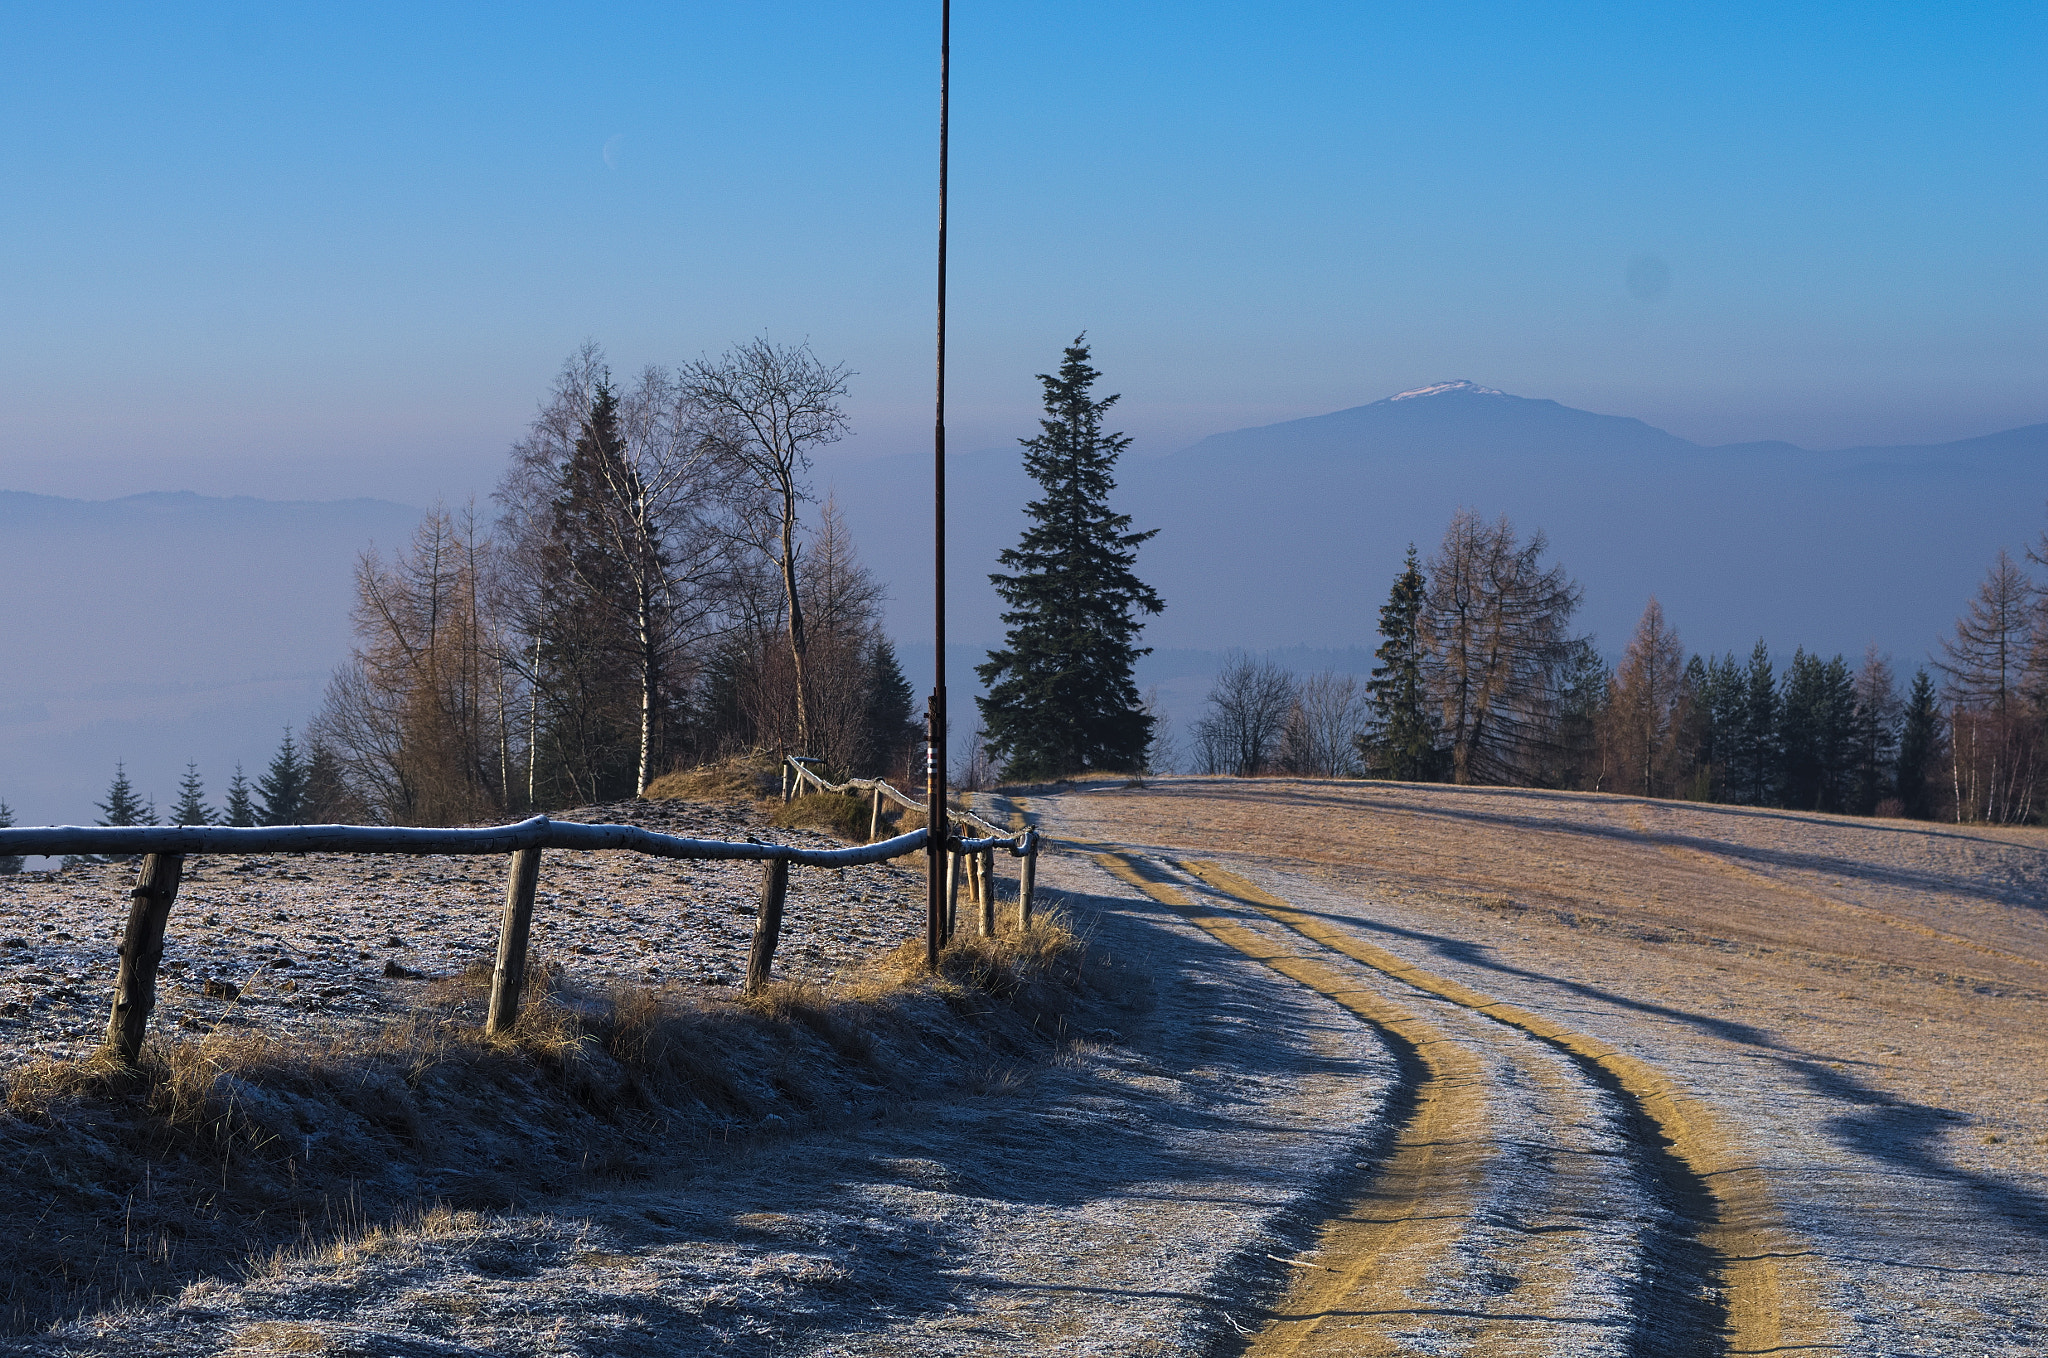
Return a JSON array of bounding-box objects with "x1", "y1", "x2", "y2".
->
[{"x1": 1188, "y1": 505, "x2": 2048, "y2": 824}]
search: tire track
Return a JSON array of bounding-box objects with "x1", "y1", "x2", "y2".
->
[
  {"x1": 1088, "y1": 847, "x2": 1736, "y2": 1355},
  {"x1": 1170, "y1": 857, "x2": 1839, "y2": 1357},
  {"x1": 1087, "y1": 849, "x2": 1495, "y2": 1354}
]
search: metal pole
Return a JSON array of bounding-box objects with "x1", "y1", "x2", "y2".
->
[{"x1": 925, "y1": 0, "x2": 951, "y2": 970}]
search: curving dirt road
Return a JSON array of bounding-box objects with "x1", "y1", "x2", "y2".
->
[{"x1": 1026, "y1": 776, "x2": 2048, "y2": 1356}]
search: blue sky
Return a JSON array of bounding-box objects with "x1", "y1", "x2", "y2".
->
[{"x1": 2, "y1": 2, "x2": 2043, "y2": 503}]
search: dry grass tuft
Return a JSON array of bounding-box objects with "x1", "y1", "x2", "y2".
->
[
  {"x1": 771, "y1": 791, "x2": 873, "y2": 840},
  {"x1": 641, "y1": 750, "x2": 780, "y2": 804},
  {"x1": 0, "y1": 911, "x2": 1111, "y2": 1335}
]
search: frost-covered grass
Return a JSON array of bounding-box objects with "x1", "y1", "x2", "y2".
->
[{"x1": 0, "y1": 792, "x2": 1100, "y2": 1336}]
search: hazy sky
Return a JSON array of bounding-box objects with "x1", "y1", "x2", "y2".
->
[{"x1": 3, "y1": 2, "x2": 2043, "y2": 505}]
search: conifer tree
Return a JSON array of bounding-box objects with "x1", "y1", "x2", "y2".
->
[
  {"x1": 1730, "y1": 641, "x2": 1779, "y2": 805},
  {"x1": 257, "y1": 728, "x2": 307, "y2": 826},
  {"x1": 0, "y1": 799, "x2": 20, "y2": 875},
  {"x1": 977, "y1": 337, "x2": 1164, "y2": 779},
  {"x1": 84, "y1": 761, "x2": 154, "y2": 865},
  {"x1": 1359, "y1": 545, "x2": 1439, "y2": 780},
  {"x1": 1897, "y1": 669, "x2": 1941, "y2": 819},
  {"x1": 221, "y1": 764, "x2": 258, "y2": 828},
  {"x1": 97, "y1": 762, "x2": 153, "y2": 827},
  {"x1": 861, "y1": 637, "x2": 917, "y2": 778},
  {"x1": 170, "y1": 762, "x2": 214, "y2": 826}
]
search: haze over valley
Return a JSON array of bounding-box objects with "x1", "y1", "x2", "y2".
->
[{"x1": 7, "y1": 379, "x2": 2042, "y2": 825}]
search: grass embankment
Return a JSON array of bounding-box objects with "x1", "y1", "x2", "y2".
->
[
  {"x1": 0, "y1": 913, "x2": 1106, "y2": 1334},
  {"x1": 643, "y1": 752, "x2": 934, "y2": 841}
]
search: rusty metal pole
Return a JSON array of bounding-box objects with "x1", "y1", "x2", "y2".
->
[{"x1": 924, "y1": 0, "x2": 951, "y2": 972}]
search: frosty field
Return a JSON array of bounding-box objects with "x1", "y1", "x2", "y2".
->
[{"x1": 1, "y1": 779, "x2": 2042, "y2": 1355}]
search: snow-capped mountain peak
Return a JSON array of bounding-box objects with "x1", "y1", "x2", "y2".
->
[{"x1": 1388, "y1": 379, "x2": 1506, "y2": 401}]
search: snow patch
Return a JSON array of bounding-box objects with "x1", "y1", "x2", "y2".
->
[{"x1": 1388, "y1": 379, "x2": 1506, "y2": 401}]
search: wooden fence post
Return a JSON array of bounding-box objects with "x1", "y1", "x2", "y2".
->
[
  {"x1": 747, "y1": 857, "x2": 790, "y2": 994},
  {"x1": 1018, "y1": 840, "x2": 1037, "y2": 930},
  {"x1": 978, "y1": 849, "x2": 996, "y2": 937},
  {"x1": 487, "y1": 847, "x2": 543, "y2": 1036},
  {"x1": 102, "y1": 852, "x2": 185, "y2": 1065},
  {"x1": 944, "y1": 849, "x2": 960, "y2": 944},
  {"x1": 869, "y1": 788, "x2": 883, "y2": 842}
]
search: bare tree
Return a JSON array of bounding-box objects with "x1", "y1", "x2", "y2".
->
[
  {"x1": 1142, "y1": 687, "x2": 1179, "y2": 775},
  {"x1": 1938, "y1": 550, "x2": 2038, "y2": 822},
  {"x1": 1279, "y1": 671, "x2": 1364, "y2": 778},
  {"x1": 686, "y1": 339, "x2": 852, "y2": 756},
  {"x1": 311, "y1": 506, "x2": 505, "y2": 824},
  {"x1": 1195, "y1": 653, "x2": 1296, "y2": 776},
  {"x1": 1422, "y1": 509, "x2": 1583, "y2": 785},
  {"x1": 1601, "y1": 597, "x2": 1688, "y2": 796}
]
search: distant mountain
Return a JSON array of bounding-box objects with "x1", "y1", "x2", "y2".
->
[{"x1": 825, "y1": 382, "x2": 2048, "y2": 726}]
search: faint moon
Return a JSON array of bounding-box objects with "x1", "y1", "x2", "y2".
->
[
  {"x1": 602, "y1": 134, "x2": 625, "y2": 169},
  {"x1": 1625, "y1": 255, "x2": 1672, "y2": 302}
]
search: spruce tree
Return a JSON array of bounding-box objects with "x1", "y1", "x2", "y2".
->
[
  {"x1": 1732, "y1": 641, "x2": 1779, "y2": 805},
  {"x1": 170, "y1": 761, "x2": 214, "y2": 826},
  {"x1": 1897, "y1": 669, "x2": 1940, "y2": 818},
  {"x1": 977, "y1": 337, "x2": 1164, "y2": 779},
  {"x1": 221, "y1": 764, "x2": 258, "y2": 828},
  {"x1": 0, "y1": 799, "x2": 20, "y2": 875},
  {"x1": 97, "y1": 762, "x2": 153, "y2": 827},
  {"x1": 85, "y1": 761, "x2": 154, "y2": 865},
  {"x1": 862, "y1": 637, "x2": 917, "y2": 777},
  {"x1": 1359, "y1": 545, "x2": 1439, "y2": 780},
  {"x1": 257, "y1": 728, "x2": 307, "y2": 826}
]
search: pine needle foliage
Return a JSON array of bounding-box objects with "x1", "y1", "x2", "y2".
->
[
  {"x1": 257, "y1": 728, "x2": 307, "y2": 826},
  {"x1": 220, "y1": 764, "x2": 258, "y2": 828},
  {"x1": 170, "y1": 762, "x2": 213, "y2": 827},
  {"x1": 977, "y1": 337, "x2": 1163, "y2": 780},
  {"x1": 1360, "y1": 545, "x2": 1440, "y2": 780}
]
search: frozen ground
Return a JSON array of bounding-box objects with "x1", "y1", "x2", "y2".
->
[
  {"x1": 6, "y1": 780, "x2": 2045, "y2": 1355},
  {"x1": 0, "y1": 801, "x2": 923, "y2": 1074}
]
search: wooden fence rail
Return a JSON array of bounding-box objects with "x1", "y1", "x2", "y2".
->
[
  {"x1": 0, "y1": 763, "x2": 1039, "y2": 1070},
  {"x1": 780, "y1": 756, "x2": 1040, "y2": 937}
]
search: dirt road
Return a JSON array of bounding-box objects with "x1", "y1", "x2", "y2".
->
[
  {"x1": 14, "y1": 777, "x2": 2044, "y2": 1355},
  {"x1": 1037, "y1": 776, "x2": 2048, "y2": 1356}
]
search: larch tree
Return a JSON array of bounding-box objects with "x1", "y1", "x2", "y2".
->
[
  {"x1": 1420, "y1": 510, "x2": 1582, "y2": 785},
  {"x1": 977, "y1": 337, "x2": 1164, "y2": 779},
  {"x1": 1602, "y1": 597, "x2": 1688, "y2": 797},
  {"x1": 1937, "y1": 550, "x2": 2037, "y2": 822},
  {"x1": 313, "y1": 507, "x2": 505, "y2": 822}
]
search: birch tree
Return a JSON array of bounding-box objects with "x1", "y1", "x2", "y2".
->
[
  {"x1": 685, "y1": 339, "x2": 852, "y2": 757},
  {"x1": 499, "y1": 346, "x2": 734, "y2": 797}
]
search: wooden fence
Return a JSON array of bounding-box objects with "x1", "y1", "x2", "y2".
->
[
  {"x1": 781, "y1": 756, "x2": 1040, "y2": 943},
  {"x1": 0, "y1": 774, "x2": 1036, "y2": 1068}
]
